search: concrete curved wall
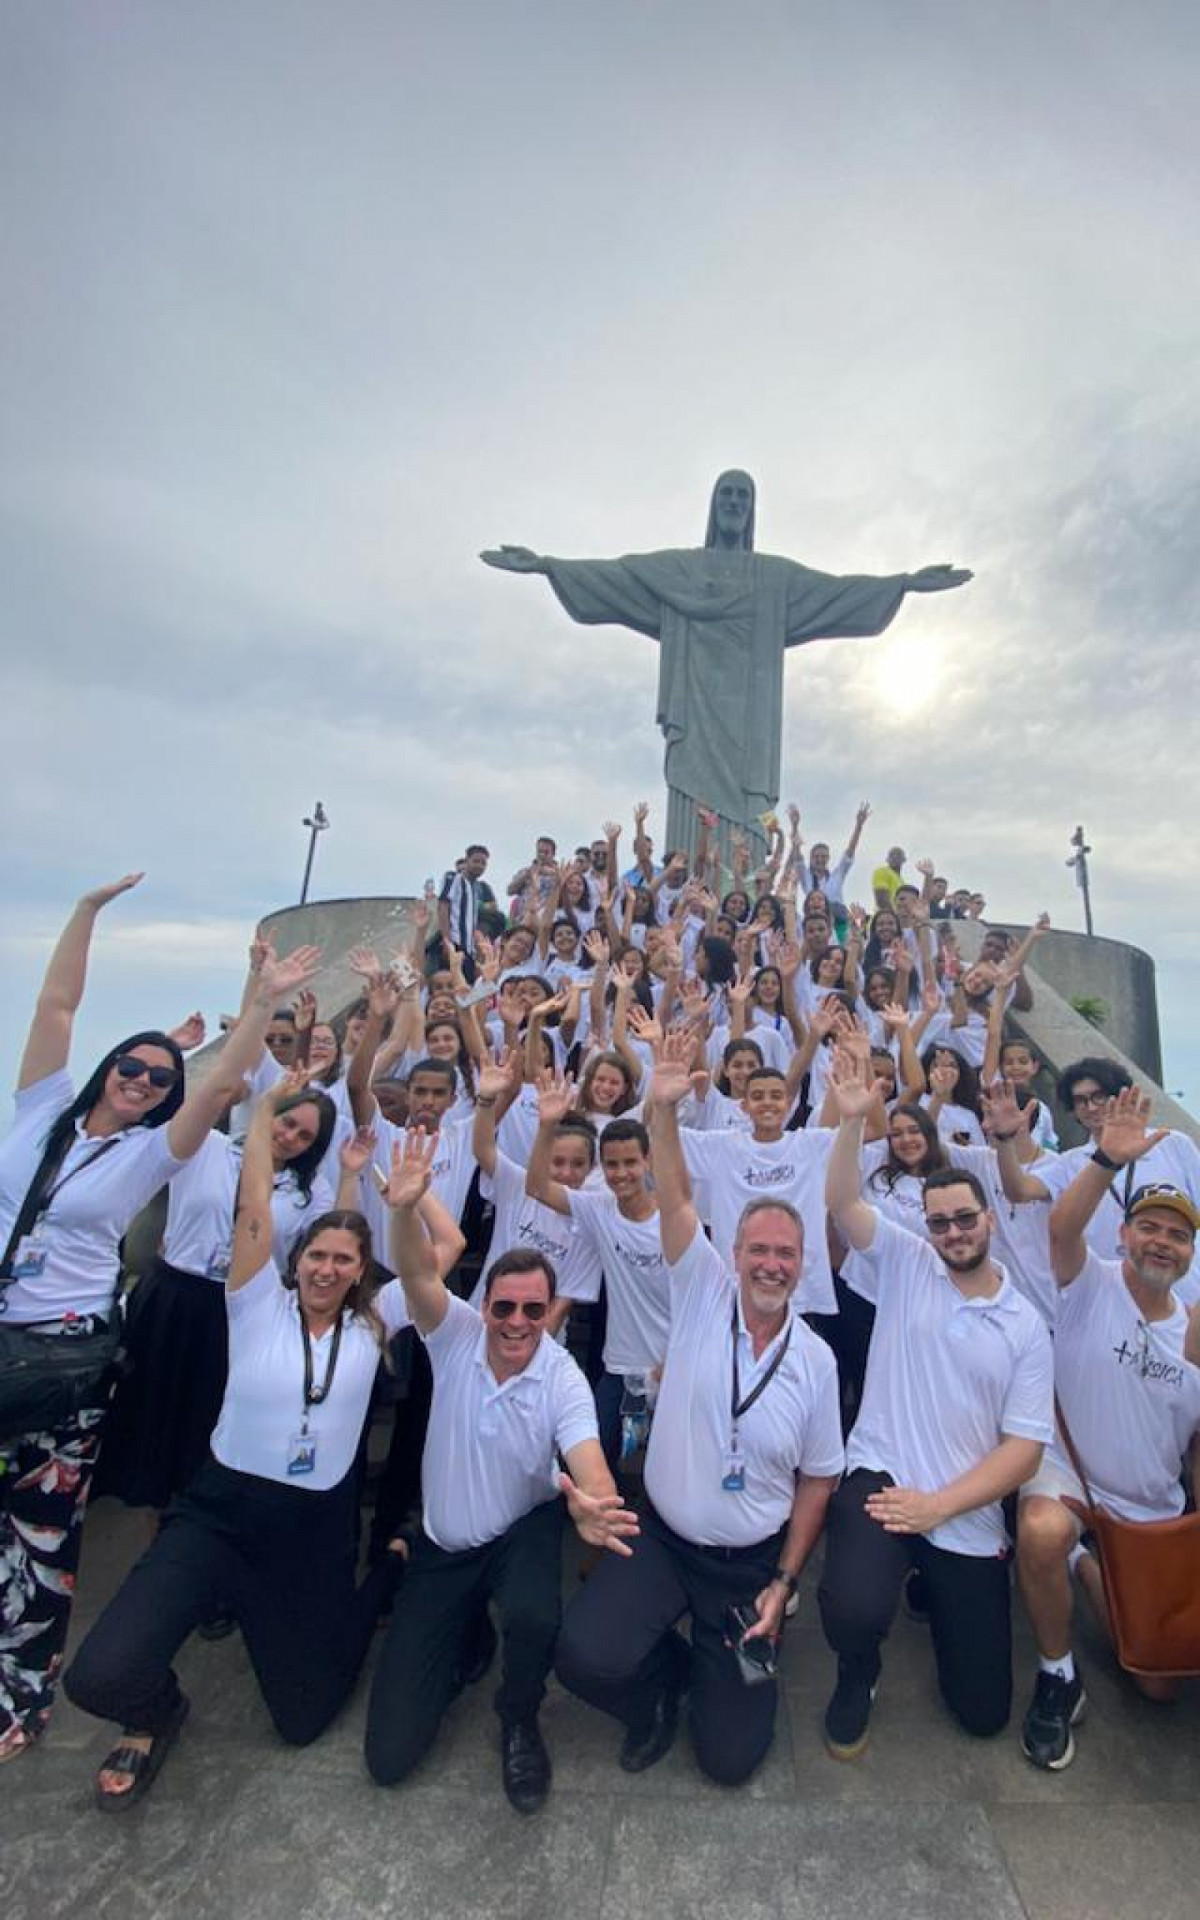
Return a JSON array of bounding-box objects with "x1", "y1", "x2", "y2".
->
[{"x1": 989, "y1": 926, "x2": 1162, "y2": 1084}]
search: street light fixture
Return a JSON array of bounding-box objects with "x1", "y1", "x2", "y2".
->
[
  {"x1": 300, "y1": 802, "x2": 329, "y2": 905},
  {"x1": 1066, "y1": 824, "x2": 1094, "y2": 937}
]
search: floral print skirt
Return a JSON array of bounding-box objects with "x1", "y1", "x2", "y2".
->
[{"x1": 0, "y1": 1403, "x2": 108, "y2": 1759}]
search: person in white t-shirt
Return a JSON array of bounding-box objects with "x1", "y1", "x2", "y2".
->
[
  {"x1": 64, "y1": 1068, "x2": 405, "y2": 1808},
  {"x1": 1015, "y1": 1088, "x2": 1200, "y2": 1772},
  {"x1": 365, "y1": 1130, "x2": 635, "y2": 1814},
  {"x1": 0, "y1": 881, "x2": 321, "y2": 1766},
  {"x1": 527, "y1": 1078, "x2": 670, "y2": 1467},
  {"x1": 819, "y1": 1048, "x2": 1053, "y2": 1761},
  {"x1": 803, "y1": 800, "x2": 870, "y2": 918},
  {"x1": 556, "y1": 1030, "x2": 843, "y2": 1786}
]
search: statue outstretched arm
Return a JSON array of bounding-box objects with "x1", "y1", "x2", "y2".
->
[
  {"x1": 480, "y1": 545, "x2": 547, "y2": 573},
  {"x1": 905, "y1": 563, "x2": 973, "y2": 593}
]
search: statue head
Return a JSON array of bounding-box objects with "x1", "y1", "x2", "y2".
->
[{"x1": 705, "y1": 470, "x2": 756, "y2": 551}]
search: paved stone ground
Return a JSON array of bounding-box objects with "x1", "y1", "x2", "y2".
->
[{"x1": 5, "y1": 1496, "x2": 1199, "y2": 1920}]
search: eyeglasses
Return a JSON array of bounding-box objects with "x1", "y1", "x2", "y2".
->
[
  {"x1": 487, "y1": 1298, "x2": 548, "y2": 1322},
  {"x1": 114, "y1": 1055, "x2": 180, "y2": 1090},
  {"x1": 926, "y1": 1209, "x2": 985, "y2": 1236},
  {"x1": 1070, "y1": 1089, "x2": 1108, "y2": 1110}
]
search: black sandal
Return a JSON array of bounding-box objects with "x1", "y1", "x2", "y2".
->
[{"x1": 94, "y1": 1692, "x2": 190, "y2": 1813}]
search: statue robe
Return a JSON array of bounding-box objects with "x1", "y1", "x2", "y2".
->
[{"x1": 543, "y1": 547, "x2": 909, "y2": 851}]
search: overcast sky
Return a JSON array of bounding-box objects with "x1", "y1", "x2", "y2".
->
[{"x1": 3, "y1": 1, "x2": 1198, "y2": 1100}]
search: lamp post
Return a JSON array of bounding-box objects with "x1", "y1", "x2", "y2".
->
[
  {"x1": 1066, "y1": 824, "x2": 1094, "y2": 937},
  {"x1": 300, "y1": 802, "x2": 329, "y2": 905}
]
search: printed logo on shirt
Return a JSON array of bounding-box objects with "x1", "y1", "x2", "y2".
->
[
  {"x1": 613, "y1": 1239, "x2": 665, "y2": 1271},
  {"x1": 742, "y1": 1164, "x2": 794, "y2": 1190},
  {"x1": 516, "y1": 1220, "x2": 570, "y2": 1263},
  {"x1": 1111, "y1": 1333, "x2": 1185, "y2": 1391}
]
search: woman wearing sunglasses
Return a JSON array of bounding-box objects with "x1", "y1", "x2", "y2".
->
[{"x1": 0, "y1": 874, "x2": 320, "y2": 1763}]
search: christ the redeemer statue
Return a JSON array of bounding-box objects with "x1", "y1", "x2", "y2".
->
[{"x1": 481, "y1": 469, "x2": 971, "y2": 859}]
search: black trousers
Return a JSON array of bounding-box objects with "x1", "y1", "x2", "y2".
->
[
  {"x1": 817, "y1": 1468, "x2": 1013, "y2": 1737},
  {"x1": 555, "y1": 1505, "x2": 785, "y2": 1787},
  {"x1": 64, "y1": 1459, "x2": 386, "y2": 1745},
  {"x1": 367, "y1": 1330, "x2": 434, "y2": 1563},
  {"x1": 365, "y1": 1495, "x2": 565, "y2": 1786}
]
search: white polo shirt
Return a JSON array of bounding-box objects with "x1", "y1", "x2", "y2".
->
[
  {"x1": 844, "y1": 1213, "x2": 1054, "y2": 1555},
  {"x1": 163, "y1": 1131, "x2": 334, "y2": 1279},
  {"x1": 468, "y1": 1153, "x2": 603, "y2": 1308},
  {"x1": 0, "y1": 1068, "x2": 186, "y2": 1324},
  {"x1": 681, "y1": 1126, "x2": 837, "y2": 1315},
  {"x1": 211, "y1": 1257, "x2": 408, "y2": 1490},
  {"x1": 561, "y1": 1187, "x2": 671, "y2": 1377},
  {"x1": 1047, "y1": 1249, "x2": 1200, "y2": 1521},
  {"x1": 645, "y1": 1229, "x2": 844, "y2": 1548},
  {"x1": 420, "y1": 1293, "x2": 597, "y2": 1551},
  {"x1": 1033, "y1": 1133, "x2": 1200, "y2": 1264}
]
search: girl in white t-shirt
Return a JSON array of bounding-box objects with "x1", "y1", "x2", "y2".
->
[
  {"x1": 64, "y1": 1072, "x2": 419, "y2": 1809},
  {"x1": 921, "y1": 1044, "x2": 986, "y2": 1147}
]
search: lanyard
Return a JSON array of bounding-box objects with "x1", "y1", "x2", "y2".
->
[
  {"x1": 730, "y1": 1300, "x2": 792, "y2": 1439},
  {"x1": 35, "y1": 1138, "x2": 122, "y2": 1222},
  {"x1": 299, "y1": 1308, "x2": 344, "y2": 1424}
]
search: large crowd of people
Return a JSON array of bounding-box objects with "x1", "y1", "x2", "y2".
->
[{"x1": 2, "y1": 798, "x2": 1198, "y2": 1817}]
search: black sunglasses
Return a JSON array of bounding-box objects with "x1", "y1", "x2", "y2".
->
[
  {"x1": 114, "y1": 1054, "x2": 180, "y2": 1090},
  {"x1": 926, "y1": 1209, "x2": 984, "y2": 1236},
  {"x1": 487, "y1": 1298, "x2": 548, "y2": 1322}
]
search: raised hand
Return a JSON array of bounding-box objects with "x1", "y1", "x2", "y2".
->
[
  {"x1": 626, "y1": 1004, "x2": 664, "y2": 1051},
  {"x1": 696, "y1": 805, "x2": 718, "y2": 829},
  {"x1": 347, "y1": 947, "x2": 380, "y2": 981},
  {"x1": 583, "y1": 929, "x2": 610, "y2": 969},
  {"x1": 261, "y1": 946, "x2": 322, "y2": 1002},
  {"x1": 384, "y1": 1127, "x2": 440, "y2": 1209},
  {"x1": 728, "y1": 967, "x2": 756, "y2": 1008},
  {"x1": 928, "y1": 1058, "x2": 959, "y2": 1100},
  {"x1": 339, "y1": 1125, "x2": 378, "y2": 1178},
  {"x1": 878, "y1": 1001, "x2": 910, "y2": 1033},
  {"x1": 776, "y1": 937, "x2": 802, "y2": 980},
  {"x1": 980, "y1": 1076, "x2": 1029, "y2": 1140},
  {"x1": 477, "y1": 1048, "x2": 519, "y2": 1104},
  {"x1": 264, "y1": 1064, "x2": 315, "y2": 1109},
  {"x1": 606, "y1": 964, "x2": 633, "y2": 999},
  {"x1": 82, "y1": 873, "x2": 145, "y2": 911},
  {"x1": 292, "y1": 989, "x2": 317, "y2": 1034},
  {"x1": 559, "y1": 1473, "x2": 640, "y2": 1557},
  {"x1": 479, "y1": 545, "x2": 544, "y2": 573},
  {"x1": 916, "y1": 858, "x2": 935, "y2": 879},
  {"x1": 907, "y1": 563, "x2": 973, "y2": 593},
  {"x1": 602, "y1": 819, "x2": 622, "y2": 843},
  {"x1": 1095, "y1": 1086, "x2": 1169, "y2": 1166},
  {"x1": 855, "y1": 801, "x2": 871, "y2": 828},
  {"x1": 648, "y1": 1026, "x2": 695, "y2": 1107},
  {"x1": 535, "y1": 1068, "x2": 576, "y2": 1128},
  {"x1": 168, "y1": 1011, "x2": 207, "y2": 1052},
  {"x1": 367, "y1": 969, "x2": 402, "y2": 1021},
  {"x1": 633, "y1": 800, "x2": 650, "y2": 828},
  {"x1": 828, "y1": 1044, "x2": 883, "y2": 1121}
]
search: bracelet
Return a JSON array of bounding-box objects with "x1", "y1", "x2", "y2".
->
[
  {"x1": 772, "y1": 1567, "x2": 799, "y2": 1595},
  {"x1": 1091, "y1": 1147, "x2": 1120, "y2": 1173}
]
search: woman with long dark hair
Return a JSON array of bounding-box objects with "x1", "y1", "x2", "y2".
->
[
  {"x1": 96, "y1": 1086, "x2": 339, "y2": 1512},
  {"x1": 64, "y1": 1070, "x2": 410, "y2": 1808},
  {"x1": 0, "y1": 876, "x2": 318, "y2": 1762}
]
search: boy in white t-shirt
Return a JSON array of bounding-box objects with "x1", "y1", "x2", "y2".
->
[{"x1": 1016, "y1": 1088, "x2": 1200, "y2": 1771}]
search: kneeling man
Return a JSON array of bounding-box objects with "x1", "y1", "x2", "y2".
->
[{"x1": 555, "y1": 1031, "x2": 844, "y2": 1786}]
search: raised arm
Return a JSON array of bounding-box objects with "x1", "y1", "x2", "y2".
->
[
  {"x1": 229, "y1": 1067, "x2": 311, "y2": 1291},
  {"x1": 1047, "y1": 1088, "x2": 1169, "y2": 1286},
  {"x1": 1003, "y1": 912, "x2": 1050, "y2": 1014},
  {"x1": 19, "y1": 873, "x2": 145, "y2": 1089},
  {"x1": 880, "y1": 1002, "x2": 925, "y2": 1104},
  {"x1": 980, "y1": 1079, "x2": 1054, "y2": 1204},
  {"x1": 644, "y1": 1029, "x2": 701, "y2": 1264},
  {"x1": 844, "y1": 800, "x2": 870, "y2": 863},
  {"x1": 471, "y1": 1049, "x2": 522, "y2": 1178},
  {"x1": 167, "y1": 945, "x2": 321, "y2": 1162},
  {"x1": 385, "y1": 1128, "x2": 451, "y2": 1334},
  {"x1": 824, "y1": 1049, "x2": 883, "y2": 1253},
  {"x1": 346, "y1": 968, "x2": 402, "y2": 1127},
  {"x1": 524, "y1": 1071, "x2": 578, "y2": 1218}
]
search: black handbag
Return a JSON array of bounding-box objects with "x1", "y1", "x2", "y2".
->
[{"x1": 0, "y1": 1132, "x2": 124, "y2": 1445}]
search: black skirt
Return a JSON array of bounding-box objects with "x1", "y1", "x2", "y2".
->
[{"x1": 94, "y1": 1258, "x2": 229, "y2": 1510}]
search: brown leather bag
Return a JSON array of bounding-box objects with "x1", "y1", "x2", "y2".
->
[{"x1": 1056, "y1": 1399, "x2": 1200, "y2": 1678}]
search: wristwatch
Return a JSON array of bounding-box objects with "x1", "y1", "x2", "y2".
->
[
  {"x1": 772, "y1": 1567, "x2": 799, "y2": 1594},
  {"x1": 1091, "y1": 1147, "x2": 1120, "y2": 1172}
]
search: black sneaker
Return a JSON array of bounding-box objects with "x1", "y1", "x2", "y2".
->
[
  {"x1": 824, "y1": 1658, "x2": 879, "y2": 1760},
  {"x1": 1020, "y1": 1666, "x2": 1086, "y2": 1770}
]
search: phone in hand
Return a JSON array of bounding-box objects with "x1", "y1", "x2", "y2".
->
[{"x1": 725, "y1": 1603, "x2": 778, "y2": 1685}]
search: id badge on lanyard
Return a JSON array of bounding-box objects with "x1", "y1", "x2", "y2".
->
[
  {"x1": 11, "y1": 1221, "x2": 49, "y2": 1281},
  {"x1": 286, "y1": 1426, "x2": 318, "y2": 1477}
]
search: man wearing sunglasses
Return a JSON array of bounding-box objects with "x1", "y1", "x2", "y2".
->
[
  {"x1": 365, "y1": 1129, "x2": 637, "y2": 1815},
  {"x1": 1016, "y1": 1086, "x2": 1200, "y2": 1770},
  {"x1": 819, "y1": 1047, "x2": 1053, "y2": 1762}
]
